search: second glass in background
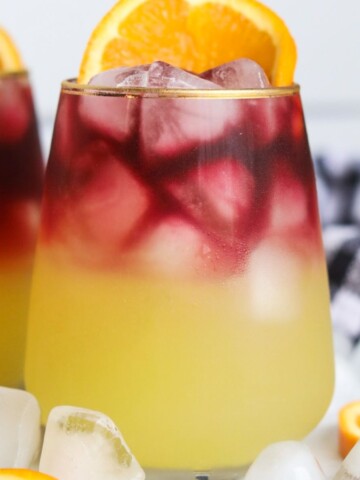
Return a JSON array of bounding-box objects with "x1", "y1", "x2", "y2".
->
[{"x1": 0, "y1": 70, "x2": 43, "y2": 387}]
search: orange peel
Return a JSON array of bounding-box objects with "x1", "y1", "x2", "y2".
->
[
  {"x1": 0, "y1": 470, "x2": 57, "y2": 480},
  {"x1": 338, "y1": 401, "x2": 360, "y2": 458},
  {"x1": 0, "y1": 28, "x2": 24, "y2": 73}
]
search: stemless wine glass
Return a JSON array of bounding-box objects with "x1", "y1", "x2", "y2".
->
[
  {"x1": 0, "y1": 70, "x2": 43, "y2": 387},
  {"x1": 25, "y1": 81, "x2": 334, "y2": 477}
]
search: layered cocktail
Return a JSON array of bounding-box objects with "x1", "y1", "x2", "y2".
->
[
  {"x1": 0, "y1": 28, "x2": 43, "y2": 387},
  {"x1": 25, "y1": 70, "x2": 333, "y2": 471},
  {"x1": 25, "y1": 0, "x2": 334, "y2": 474}
]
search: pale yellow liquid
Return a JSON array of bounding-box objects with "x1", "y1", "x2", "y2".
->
[
  {"x1": 25, "y1": 250, "x2": 334, "y2": 470},
  {"x1": 0, "y1": 266, "x2": 32, "y2": 387}
]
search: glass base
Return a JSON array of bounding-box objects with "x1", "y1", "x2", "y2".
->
[{"x1": 145, "y1": 467, "x2": 249, "y2": 480}]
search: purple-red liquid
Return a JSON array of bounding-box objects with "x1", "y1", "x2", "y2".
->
[{"x1": 0, "y1": 72, "x2": 43, "y2": 387}]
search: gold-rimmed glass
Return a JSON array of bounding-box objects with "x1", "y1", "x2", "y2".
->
[
  {"x1": 25, "y1": 80, "x2": 333, "y2": 476},
  {"x1": 0, "y1": 70, "x2": 43, "y2": 387}
]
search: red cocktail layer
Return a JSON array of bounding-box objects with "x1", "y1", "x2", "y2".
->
[
  {"x1": 41, "y1": 90, "x2": 322, "y2": 276},
  {"x1": 0, "y1": 75, "x2": 43, "y2": 264}
]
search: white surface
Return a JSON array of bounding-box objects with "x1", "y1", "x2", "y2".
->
[{"x1": 304, "y1": 354, "x2": 360, "y2": 479}]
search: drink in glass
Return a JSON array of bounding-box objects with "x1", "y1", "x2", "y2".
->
[
  {"x1": 25, "y1": 73, "x2": 333, "y2": 472},
  {"x1": 0, "y1": 37, "x2": 43, "y2": 387}
]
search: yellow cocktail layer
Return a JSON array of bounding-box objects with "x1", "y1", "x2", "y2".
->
[
  {"x1": 25, "y1": 251, "x2": 334, "y2": 469},
  {"x1": 0, "y1": 266, "x2": 33, "y2": 387}
]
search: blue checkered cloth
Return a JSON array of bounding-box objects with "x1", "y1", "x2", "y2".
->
[{"x1": 315, "y1": 155, "x2": 360, "y2": 347}]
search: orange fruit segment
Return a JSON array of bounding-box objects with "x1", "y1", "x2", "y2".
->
[
  {"x1": 338, "y1": 401, "x2": 360, "y2": 458},
  {"x1": 0, "y1": 470, "x2": 57, "y2": 480},
  {"x1": 0, "y1": 28, "x2": 24, "y2": 73},
  {"x1": 78, "y1": 0, "x2": 296, "y2": 86}
]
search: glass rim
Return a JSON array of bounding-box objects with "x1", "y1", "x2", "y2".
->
[
  {"x1": 62, "y1": 78, "x2": 300, "y2": 99},
  {"x1": 0, "y1": 69, "x2": 28, "y2": 80}
]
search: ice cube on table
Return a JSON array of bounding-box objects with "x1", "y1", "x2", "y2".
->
[
  {"x1": 244, "y1": 441, "x2": 326, "y2": 480},
  {"x1": 201, "y1": 58, "x2": 270, "y2": 89},
  {"x1": 334, "y1": 440, "x2": 360, "y2": 479},
  {"x1": 39, "y1": 406, "x2": 145, "y2": 480},
  {"x1": 89, "y1": 61, "x2": 220, "y2": 89},
  {"x1": 0, "y1": 387, "x2": 41, "y2": 468}
]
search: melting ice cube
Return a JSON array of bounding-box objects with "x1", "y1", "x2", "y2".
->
[
  {"x1": 334, "y1": 440, "x2": 360, "y2": 479},
  {"x1": 269, "y1": 161, "x2": 308, "y2": 233},
  {"x1": 39, "y1": 406, "x2": 145, "y2": 480},
  {"x1": 0, "y1": 387, "x2": 41, "y2": 468},
  {"x1": 79, "y1": 92, "x2": 137, "y2": 142},
  {"x1": 244, "y1": 441, "x2": 326, "y2": 480},
  {"x1": 201, "y1": 58, "x2": 270, "y2": 89},
  {"x1": 248, "y1": 240, "x2": 302, "y2": 322},
  {"x1": 140, "y1": 93, "x2": 241, "y2": 159},
  {"x1": 89, "y1": 61, "x2": 220, "y2": 89},
  {"x1": 166, "y1": 157, "x2": 254, "y2": 236},
  {"x1": 131, "y1": 216, "x2": 217, "y2": 278}
]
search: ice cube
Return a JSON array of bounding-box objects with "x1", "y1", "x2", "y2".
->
[
  {"x1": 140, "y1": 95, "x2": 241, "y2": 160},
  {"x1": 49, "y1": 141, "x2": 150, "y2": 268},
  {"x1": 166, "y1": 157, "x2": 254, "y2": 237},
  {"x1": 334, "y1": 440, "x2": 360, "y2": 479},
  {"x1": 244, "y1": 441, "x2": 326, "y2": 480},
  {"x1": 244, "y1": 95, "x2": 292, "y2": 147},
  {"x1": 88, "y1": 65, "x2": 150, "y2": 87},
  {"x1": 79, "y1": 93, "x2": 137, "y2": 142},
  {"x1": 1, "y1": 199, "x2": 40, "y2": 257},
  {"x1": 248, "y1": 240, "x2": 302, "y2": 322},
  {"x1": 268, "y1": 161, "x2": 308, "y2": 233},
  {"x1": 201, "y1": 58, "x2": 270, "y2": 89},
  {"x1": 129, "y1": 216, "x2": 234, "y2": 278},
  {"x1": 90, "y1": 62, "x2": 241, "y2": 161},
  {"x1": 39, "y1": 406, "x2": 145, "y2": 480},
  {"x1": 89, "y1": 62, "x2": 219, "y2": 89},
  {"x1": 0, "y1": 387, "x2": 41, "y2": 468},
  {"x1": 0, "y1": 79, "x2": 30, "y2": 143}
]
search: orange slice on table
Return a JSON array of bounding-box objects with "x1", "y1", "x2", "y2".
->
[
  {"x1": 78, "y1": 0, "x2": 297, "y2": 86},
  {"x1": 338, "y1": 401, "x2": 360, "y2": 458},
  {"x1": 0, "y1": 470, "x2": 57, "y2": 480},
  {"x1": 0, "y1": 27, "x2": 24, "y2": 73}
]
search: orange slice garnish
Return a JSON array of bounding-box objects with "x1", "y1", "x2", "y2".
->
[
  {"x1": 338, "y1": 401, "x2": 360, "y2": 458},
  {"x1": 0, "y1": 28, "x2": 24, "y2": 73},
  {"x1": 78, "y1": 0, "x2": 296, "y2": 86},
  {"x1": 0, "y1": 470, "x2": 57, "y2": 480}
]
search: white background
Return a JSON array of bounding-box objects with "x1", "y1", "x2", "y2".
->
[{"x1": 3, "y1": 0, "x2": 360, "y2": 158}]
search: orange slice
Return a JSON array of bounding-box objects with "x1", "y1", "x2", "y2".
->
[
  {"x1": 0, "y1": 28, "x2": 24, "y2": 73},
  {"x1": 0, "y1": 470, "x2": 57, "y2": 480},
  {"x1": 78, "y1": 0, "x2": 296, "y2": 86},
  {"x1": 338, "y1": 401, "x2": 360, "y2": 458}
]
